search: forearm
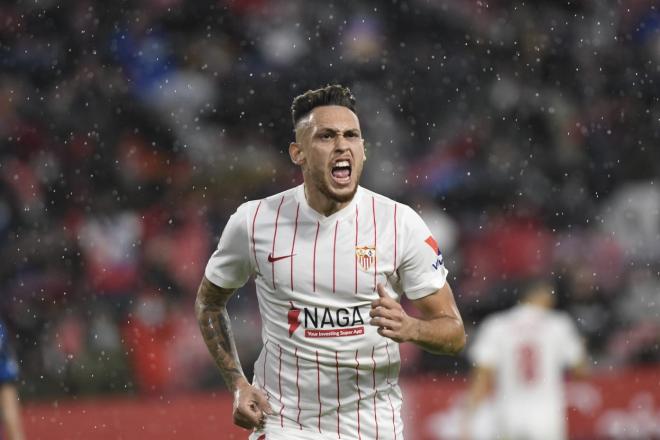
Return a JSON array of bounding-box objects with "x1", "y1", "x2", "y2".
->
[
  {"x1": 410, "y1": 315, "x2": 466, "y2": 355},
  {"x1": 195, "y1": 277, "x2": 247, "y2": 392},
  {"x1": 464, "y1": 366, "x2": 492, "y2": 414},
  {"x1": 371, "y1": 283, "x2": 466, "y2": 354},
  {"x1": 0, "y1": 384, "x2": 25, "y2": 440}
]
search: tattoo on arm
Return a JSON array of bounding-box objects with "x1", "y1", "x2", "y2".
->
[{"x1": 195, "y1": 277, "x2": 246, "y2": 391}]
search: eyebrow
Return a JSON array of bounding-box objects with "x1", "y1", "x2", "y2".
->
[{"x1": 316, "y1": 127, "x2": 361, "y2": 134}]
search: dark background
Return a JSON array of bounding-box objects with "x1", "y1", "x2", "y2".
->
[{"x1": 1, "y1": 0, "x2": 658, "y2": 401}]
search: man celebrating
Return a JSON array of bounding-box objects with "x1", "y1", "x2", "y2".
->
[{"x1": 196, "y1": 84, "x2": 465, "y2": 440}]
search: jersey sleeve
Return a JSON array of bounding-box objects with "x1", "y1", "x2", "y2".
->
[
  {"x1": 396, "y1": 205, "x2": 449, "y2": 300},
  {"x1": 468, "y1": 317, "x2": 500, "y2": 368},
  {"x1": 204, "y1": 202, "x2": 254, "y2": 289},
  {"x1": 557, "y1": 313, "x2": 585, "y2": 367},
  {"x1": 0, "y1": 323, "x2": 19, "y2": 383}
]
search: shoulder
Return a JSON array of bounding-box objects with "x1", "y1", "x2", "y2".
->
[
  {"x1": 477, "y1": 312, "x2": 507, "y2": 338},
  {"x1": 262, "y1": 186, "x2": 299, "y2": 204},
  {"x1": 358, "y1": 186, "x2": 399, "y2": 207},
  {"x1": 549, "y1": 310, "x2": 578, "y2": 330},
  {"x1": 236, "y1": 186, "x2": 299, "y2": 218},
  {"x1": 357, "y1": 187, "x2": 420, "y2": 222}
]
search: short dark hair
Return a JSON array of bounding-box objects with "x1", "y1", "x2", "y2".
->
[{"x1": 291, "y1": 84, "x2": 357, "y2": 127}]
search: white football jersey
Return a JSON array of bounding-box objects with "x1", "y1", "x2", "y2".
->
[
  {"x1": 469, "y1": 303, "x2": 585, "y2": 440},
  {"x1": 205, "y1": 184, "x2": 448, "y2": 440}
]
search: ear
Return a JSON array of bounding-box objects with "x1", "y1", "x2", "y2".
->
[{"x1": 289, "y1": 142, "x2": 305, "y2": 165}]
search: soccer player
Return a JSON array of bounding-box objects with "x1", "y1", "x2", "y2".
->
[
  {"x1": 0, "y1": 319, "x2": 25, "y2": 440},
  {"x1": 196, "y1": 84, "x2": 465, "y2": 440},
  {"x1": 464, "y1": 280, "x2": 587, "y2": 440}
]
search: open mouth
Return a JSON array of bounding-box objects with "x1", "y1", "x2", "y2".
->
[{"x1": 331, "y1": 160, "x2": 352, "y2": 184}]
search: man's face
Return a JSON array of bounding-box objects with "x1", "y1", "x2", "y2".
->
[{"x1": 294, "y1": 105, "x2": 365, "y2": 204}]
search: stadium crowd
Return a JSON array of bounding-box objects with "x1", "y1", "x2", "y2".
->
[{"x1": 0, "y1": 0, "x2": 658, "y2": 398}]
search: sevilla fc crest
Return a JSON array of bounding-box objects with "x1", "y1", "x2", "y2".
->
[{"x1": 355, "y1": 246, "x2": 376, "y2": 271}]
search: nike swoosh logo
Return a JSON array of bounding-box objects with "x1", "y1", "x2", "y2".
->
[{"x1": 268, "y1": 253, "x2": 295, "y2": 263}]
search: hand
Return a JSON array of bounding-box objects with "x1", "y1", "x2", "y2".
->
[
  {"x1": 232, "y1": 379, "x2": 273, "y2": 430},
  {"x1": 369, "y1": 283, "x2": 419, "y2": 343}
]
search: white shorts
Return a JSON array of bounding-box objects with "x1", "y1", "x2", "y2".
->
[
  {"x1": 249, "y1": 427, "x2": 326, "y2": 440},
  {"x1": 248, "y1": 426, "x2": 355, "y2": 440}
]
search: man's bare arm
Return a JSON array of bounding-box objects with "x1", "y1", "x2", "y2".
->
[
  {"x1": 465, "y1": 365, "x2": 494, "y2": 413},
  {"x1": 370, "y1": 282, "x2": 466, "y2": 355},
  {"x1": 195, "y1": 276, "x2": 272, "y2": 429},
  {"x1": 194, "y1": 276, "x2": 247, "y2": 391},
  {"x1": 0, "y1": 383, "x2": 25, "y2": 440},
  {"x1": 408, "y1": 282, "x2": 466, "y2": 354},
  {"x1": 461, "y1": 365, "x2": 494, "y2": 440}
]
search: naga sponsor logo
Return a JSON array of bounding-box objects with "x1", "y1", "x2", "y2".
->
[
  {"x1": 287, "y1": 303, "x2": 365, "y2": 338},
  {"x1": 425, "y1": 235, "x2": 444, "y2": 270}
]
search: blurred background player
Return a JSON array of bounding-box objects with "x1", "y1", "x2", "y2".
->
[
  {"x1": 463, "y1": 280, "x2": 587, "y2": 440},
  {"x1": 0, "y1": 320, "x2": 25, "y2": 440}
]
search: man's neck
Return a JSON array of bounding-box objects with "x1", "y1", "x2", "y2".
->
[{"x1": 304, "y1": 183, "x2": 351, "y2": 217}]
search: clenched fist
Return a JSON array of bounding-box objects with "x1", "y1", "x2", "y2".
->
[
  {"x1": 232, "y1": 379, "x2": 273, "y2": 430},
  {"x1": 369, "y1": 283, "x2": 419, "y2": 343}
]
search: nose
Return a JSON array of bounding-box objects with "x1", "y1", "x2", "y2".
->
[{"x1": 334, "y1": 133, "x2": 351, "y2": 151}]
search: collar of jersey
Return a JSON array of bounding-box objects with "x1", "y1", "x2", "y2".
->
[{"x1": 295, "y1": 184, "x2": 363, "y2": 224}]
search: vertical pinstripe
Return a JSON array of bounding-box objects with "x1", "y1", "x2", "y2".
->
[
  {"x1": 355, "y1": 349, "x2": 362, "y2": 440},
  {"x1": 271, "y1": 196, "x2": 285, "y2": 290},
  {"x1": 251, "y1": 200, "x2": 263, "y2": 272},
  {"x1": 332, "y1": 220, "x2": 339, "y2": 293},
  {"x1": 316, "y1": 350, "x2": 322, "y2": 433},
  {"x1": 295, "y1": 347, "x2": 302, "y2": 429},
  {"x1": 372, "y1": 196, "x2": 377, "y2": 290},
  {"x1": 278, "y1": 343, "x2": 284, "y2": 427},
  {"x1": 312, "y1": 221, "x2": 320, "y2": 292},
  {"x1": 385, "y1": 342, "x2": 397, "y2": 440},
  {"x1": 371, "y1": 346, "x2": 379, "y2": 440},
  {"x1": 335, "y1": 351, "x2": 341, "y2": 439},
  {"x1": 355, "y1": 205, "x2": 359, "y2": 294},
  {"x1": 290, "y1": 203, "x2": 300, "y2": 291},
  {"x1": 393, "y1": 204, "x2": 398, "y2": 273},
  {"x1": 262, "y1": 340, "x2": 269, "y2": 401}
]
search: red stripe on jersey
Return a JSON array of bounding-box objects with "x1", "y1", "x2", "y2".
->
[
  {"x1": 335, "y1": 351, "x2": 341, "y2": 439},
  {"x1": 316, "y1": 350, "x2": 322, "y2": 433},
  {"x1": 372, "y1": 346, "x2": 379, "y2": 440},
  {"x1": 372, "y1": 197, "x2": 377, "y2": 290},
  {"x1": 252, "y1": 200, "x2": 263, "y2": 272},
  {"x1": 271, "y1": 196, "x2": 285, "y2": 290},
  {"x1": 355, "y1": 205, "x2": 359, "y2": 294},
  {"x1": 290, "y1": 203, "x2": 300, "y2": 291},
  {"x1": 295, "y1": 347, "x2": 302, "y2": 429},
  {"x1": 263, "y1": 340, "x2": 270, "y2": 400},
  {"x1": 355, "y1": 350, "x2": 362, "y2": 440},
  {"x1": 278, "y1": 344, "x2": 284, "y2": 427},
  {"x1": 313, "y1": 221, "x2": 320, "y2": 292},
  {"x1": 332, "y1": 220, "x2": 339, "y2": 293},
  {"x1": 393, "y1": 204, "x2": 398, "y2": 273},
  {"x1": 385, "y1": 342, "x2": 397, "y2": 440}
]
